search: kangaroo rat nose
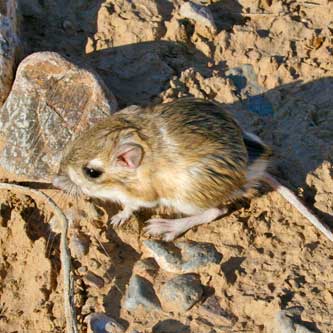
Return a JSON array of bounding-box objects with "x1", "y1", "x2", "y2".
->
[
  {"x1": 55, "y1": 98, "x2": 333, "y2": 242},
  {"x1": 52, "y1": 176, "x2": 64, "y2": 189}
]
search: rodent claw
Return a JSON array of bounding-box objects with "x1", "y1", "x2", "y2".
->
[{"x1": 109, "y1": 211, "x2": 130, "y2": 227}]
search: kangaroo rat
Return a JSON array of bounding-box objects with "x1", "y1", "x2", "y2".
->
[{"x1": 53, "y1": 98, "x2": 333, "y2": 242}]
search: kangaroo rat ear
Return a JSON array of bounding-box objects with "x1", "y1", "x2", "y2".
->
[{"x1": 115, "y1": 143, "x2": 143, "y2": 169}]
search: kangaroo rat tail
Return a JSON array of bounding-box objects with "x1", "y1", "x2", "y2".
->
[{"x1": 262, "y1": 172, "x2": 333, "y2": 242}]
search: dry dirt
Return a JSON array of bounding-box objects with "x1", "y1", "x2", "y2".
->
[{"x1": 1, "y1": 0, "x2": 333, "y2": 332}]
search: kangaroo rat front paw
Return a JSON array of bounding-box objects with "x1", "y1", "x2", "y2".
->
[{"x1": 109, "y1": 209, "x2": 133, "y2": 227}]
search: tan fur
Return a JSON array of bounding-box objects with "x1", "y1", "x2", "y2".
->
[
  {"x1": 53, "y1": 98, "x2": 333, "y2": 242},
  {"x1": 56, "y1": 98, "x2": 270, "y2": 214}
]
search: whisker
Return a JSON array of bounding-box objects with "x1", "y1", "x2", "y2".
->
[{"x1": 94, "y1": 236, "x2": 111, "y2": 259}]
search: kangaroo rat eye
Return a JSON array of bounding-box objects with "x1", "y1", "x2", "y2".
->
[{"x1": 83, "y1": 166, "x2": 103, "y2": 179}]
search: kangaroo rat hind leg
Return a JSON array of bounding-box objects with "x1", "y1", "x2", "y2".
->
[{"x1": 144, "y1": 207, "x2": 228, "y2": 241}]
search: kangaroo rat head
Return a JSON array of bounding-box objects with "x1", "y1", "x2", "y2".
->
[{"x1": 53, "y1": 119, "x2": 146, "y2": 198}]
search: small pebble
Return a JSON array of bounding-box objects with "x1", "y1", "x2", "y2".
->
[
  {"x1": 81, "y1": 296, "x2": 98, "y2": 315},
  {"x1": 77, "y1": 266, "x2": 88, "y2": 275},
  {"x1": 133, "y1": 258, "x2": 159, "y2": 277},
  {"x1": 83, "y1": 271, "x2": 105, "y2": 289},
  {"x1": 152, "y1": 319, "x2": 190, "y2": 333},
  {"x1": 69, "y1": 233, "x2": 90, "y2": 258},
  {"x1": 90, "y1": 258, "x2": 101, "y2": 270},
  {"x1": 200, "y1": 295, "x2": 237, "y2": 325},
  {"x1": 177, "y1": 241, "x2": 222, "y2": 272},
  {"x1": 0, "y1": 204, "x2": 4, "y2": 226},
  {"x1": 179, "y1": 1, "x2": 216, "y2": 32},
  {"x1": 159, "y1": 274, "x2": 203, "y2": 311},
  {"x1": 143, "y1": 240, "x2": 183, "y2": 273},
  {"x1": 63, "y1": 19, "x2": 74, "y2": 31},
  {"x1": 85, "y1": 312, "x2": 125, "y2": 333},
  {"x1": 49, "y1": 208, "x2": 84, "y2": 234},
  {"x1": 124, "y1": 274, "x2": 161, "y2": 312}
]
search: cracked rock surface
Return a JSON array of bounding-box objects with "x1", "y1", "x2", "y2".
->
[{"x1": 0, "y1": 51, "x2": 117, "y2": 180}]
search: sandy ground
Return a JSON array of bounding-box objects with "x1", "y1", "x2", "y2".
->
[{"x1": 1, "y1": 0, "x2": 333, "y2": 332}]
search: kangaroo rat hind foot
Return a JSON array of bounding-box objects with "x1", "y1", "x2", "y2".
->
[{"x1": 144, "y1": 207, "x2": 228, "y2": 241}]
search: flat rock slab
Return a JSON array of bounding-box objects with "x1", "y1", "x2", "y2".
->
[
  {"x1": 143, "y1": 240, "x2": 222, "y2": 273},
  {"x1": 124, "y1": 274, "x2": 161, "y2": 312},
  {"x1": 159, "y1": 274, "x2": 203, "y2": 312},
  {"x1": 0, "y1": 51, "x2": 117, "y2": 180},
  {"x1": 0, "y1": 0, "x2": 21, "y2": 106}
]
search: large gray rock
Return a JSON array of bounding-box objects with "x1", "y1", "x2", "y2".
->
[
  {"x1": 270, "y1": 78, "x2": 333, "y2": 187},
  {"x1": 0, "y1": 51, "x2": 117, "y2": 180},
  {"x1": 0, "y1": 0, "x2": 21, "y2": 106}
]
